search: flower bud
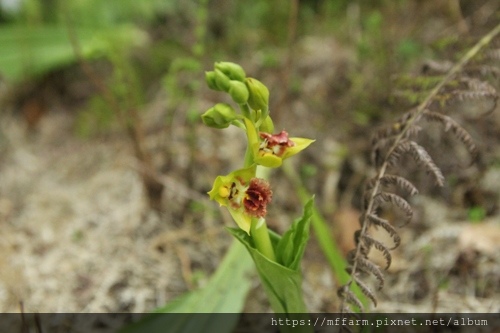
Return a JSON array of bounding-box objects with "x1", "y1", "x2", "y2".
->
[
  {"x1": 259, "y1": 115, "x2": 274, "y2": 133},
  {"x1": 228, "y1": 80, "x2": 249, "y2": 104},
  {"x1": 201, "y1": 103, "x2": 237, "y2": 129},
  {"x1": 205, "y1": 71, "x2": 222, "y2": 91},
  {"x1": 215, "y1": 62, "x2": 246, "y2": 81},
  {"x1": 214, "y1": 69, "x2": 231, "y2": 91},
  {"x1": 245, "y1": 78, "x2": 269, "y2": 116}
]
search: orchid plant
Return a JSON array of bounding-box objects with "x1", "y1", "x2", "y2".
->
[{"x1": 202, "y1": 61, "x2": 315, "y2": 326}]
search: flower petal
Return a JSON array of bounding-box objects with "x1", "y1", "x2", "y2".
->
[
  {"x1": 244, "y1": 178, "x2": 272, "y2": 218},
  {"x1": 255, "y1": 153, "x2": 282, "y2": 168},
  {"x1": 228, "y1": 207, "x2": 252, "y2": 234},
  {"x1": 281, "y1": 137, "x2": 315, "y2": 159},
  {"x1": 244, "y1": 117, "x2": 260, "y2": 154}
]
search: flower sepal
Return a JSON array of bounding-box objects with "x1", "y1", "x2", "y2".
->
[
  {"x1": 201, "y1": 103, "x2": 237, "y2": 129},
  {"x1": 205, "y1": 71, "x2": 222, "y2": 91},
  {"x1": 215, "y1": 61, "x2": 246, "y2": 82},
  {"x1": 228, "y1": 80, "x2": 249, "y2": 104},
  {"x1": 245, "y1": 77, "x2": 269, "y2": 118}
]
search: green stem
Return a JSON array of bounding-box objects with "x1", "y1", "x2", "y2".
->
[
  {"x1": 231, "y1": 119, "x2": 246, "y2": 130},
  {"x1": 239, "y1": 103, "x2": 254, "y2": 122},
  {"x1": 253, "y1": 166, "x2": 277, "y2": 261},
  {"x1": 241, "y1": 132, "x2": 277, "y2": 262},
  {"x1": 250, "y1": 217, "x2": 277, "y2": 262}
]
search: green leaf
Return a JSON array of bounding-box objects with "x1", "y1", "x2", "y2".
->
[
  {"x1": 0, "y1": 25, "x2": 87, "y2": 81},
  {"x1": 282, "y1": 162, "x2": 368, "y2": 309},
  {"x1": 0, "y1": 24, "x2": 146, "y2": 82},
  {"x1": 276, "y1": 197, "x2": 314, "y2": 271},
  {"x1": 227, "y1": 228, "x2": 313, "y2": 333},
  {"x1": 118, "y1": 240, "x2": 254, "y2": 333}
]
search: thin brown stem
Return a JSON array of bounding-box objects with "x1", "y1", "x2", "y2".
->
[
  {"x1": 274, "y1": 0, "x2": 299, "y2": 123},
  {"x1": 63, "y1": 9, "x2": 164, "y2": 210}
]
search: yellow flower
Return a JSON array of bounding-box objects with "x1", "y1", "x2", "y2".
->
[
  {"x1": 208, "y1": 166, "x2": 272, "y2": 234},
  {"x1": 245, "y1": 118, "x2": 315, "y2": 168}
]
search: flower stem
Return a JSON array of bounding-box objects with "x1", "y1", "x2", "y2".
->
[
  {"x1": 242, "y1": 120, "x2": 277, "y2": 261},
  {"x1": 239, "y1": 103, "x2": 254, "y2": 122},
  {"x1": 250, "y1": 217, "x2": 276, "y2": 262},
  {"x1": 253, "y1": 166, "x2": 277, "y2": 261}
]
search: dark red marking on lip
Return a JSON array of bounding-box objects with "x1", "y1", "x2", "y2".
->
[{"x1": 243, "y1": 178, "x2": 272, "y2": 217}]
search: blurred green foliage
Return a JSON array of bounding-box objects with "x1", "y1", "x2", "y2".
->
[
  {"x1": 0, "y1": 24, "x2": 94, "y2": 80},
  {"x1": 0, "y1": 0, "x2": 171, "y2": 81},
  {"x1": 8, "y1": 0, "x2": 174, "y2": 26},
  {"x1": 467, "y1": 206, "x2": 486, "y2": 223},
  {"x1": 1, "y1": 0, "x2": 432, "y2": 131}
]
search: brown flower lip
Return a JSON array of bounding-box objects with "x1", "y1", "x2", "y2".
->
[
  {"x1": 259, "y1": 131, "x2": 295, "y2": 157},
  {"x1": 260, "y1": 131, "x2": 295, "y2": 147},
  {"x1": 243, "y1": 178, "x2": 272, "y2": 218}
]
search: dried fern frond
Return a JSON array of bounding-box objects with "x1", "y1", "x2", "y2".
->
[
  {"x1": 379, "y1": 174, "x2": 419, "y2": 196},
  {"x1": 352, "y1": 273, "x2": 378, "y2": 307},
  {"x1": 338, "y1": 285, "x2": 364, "y2": 311},
  {"x1": 371, "y1": 109, "x2": 420, "y2": 144},
  {"x1": 422, "y1": 59, "x2": 454, "y2": 74},
  {"x1": 389, "y1": 140, "x2": 445, "y2": 186},
  {"x1": 370, "y1": 113, "x2": 422, "y2": 167},
  {"x1": 465, "y1": 64, "x2": 500, "y2": 78},
  {"x1": 373, "y1": 192, "x2": 413, "y2": 226},
  {"x1": 393, "y1": 50, "x2": 499, "y2": 111},
  {"x1": 450, "y1": 77, "x2": 498, "y2": 111},
  {"x1": 338, "y1": 23, "x2": 500, "y2": 319},
  {"x1": 363, "y1": 213, "x2": 401, "y2": 249},
  {"x1": 347, "y1": 254, "x2": 385, "y2": 290},
  {"x1": 422, "y1": 109, "x2": 479, "y2": 161},
  {"x1": 360, "y1": 234, "x2": 392, "y2": 270}
]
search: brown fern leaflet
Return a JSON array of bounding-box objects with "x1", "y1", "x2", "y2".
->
[{"x1": 337, "y1": 23, "x2": 500, "y2": 330}]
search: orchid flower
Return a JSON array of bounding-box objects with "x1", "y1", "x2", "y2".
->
[
  {"x1": 208, "y1": 166, "x2": 272, "y2": 234},
  {"x1": 245, "y1": 118, "x2": 315, "y2": 168}
]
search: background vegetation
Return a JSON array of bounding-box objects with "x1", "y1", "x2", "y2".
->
[{"x1": 0, "y1": 0, "x2": 498, "y2": 331}]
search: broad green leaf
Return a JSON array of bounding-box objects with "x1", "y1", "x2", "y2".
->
[
  {"x1": 0, "y1": 25, "x2": 90, "y2": 81},
  {"x1": 118, "y1": 240, "x2": 254, "y2": 333},
  {"x1": 0, "y1": 24, "x2": 146, "y2": 81},
  {"x1": 276, "y1": 197, "x2": 314, "y2": 271}
]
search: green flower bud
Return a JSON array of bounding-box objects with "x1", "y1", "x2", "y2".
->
[
  {"x1": 214, "y1": 62, "x2": 246, "y2": 81},
  {"x1": 245, "y1": 78, "x2": 269, "y2": 116},
  {"x1": 214, "y1": 69, "x2": 231, "y2": 91},
  {"x1": 201, "y1": 103, "x2": 237, "y2": 129},
  {"x1": 259, "y1": 115, "x2": 274, "y2": 133},
  {"x1": 205, "y1": 71, "x2": 222, "y2": 91},
  {"x1": 228, "y1": 80, "x2": 249, "y2": 104}
]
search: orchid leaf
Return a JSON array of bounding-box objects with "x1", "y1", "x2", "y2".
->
[{"x1": 276, "y1": 197, "x2": 314, "y2": 271}]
